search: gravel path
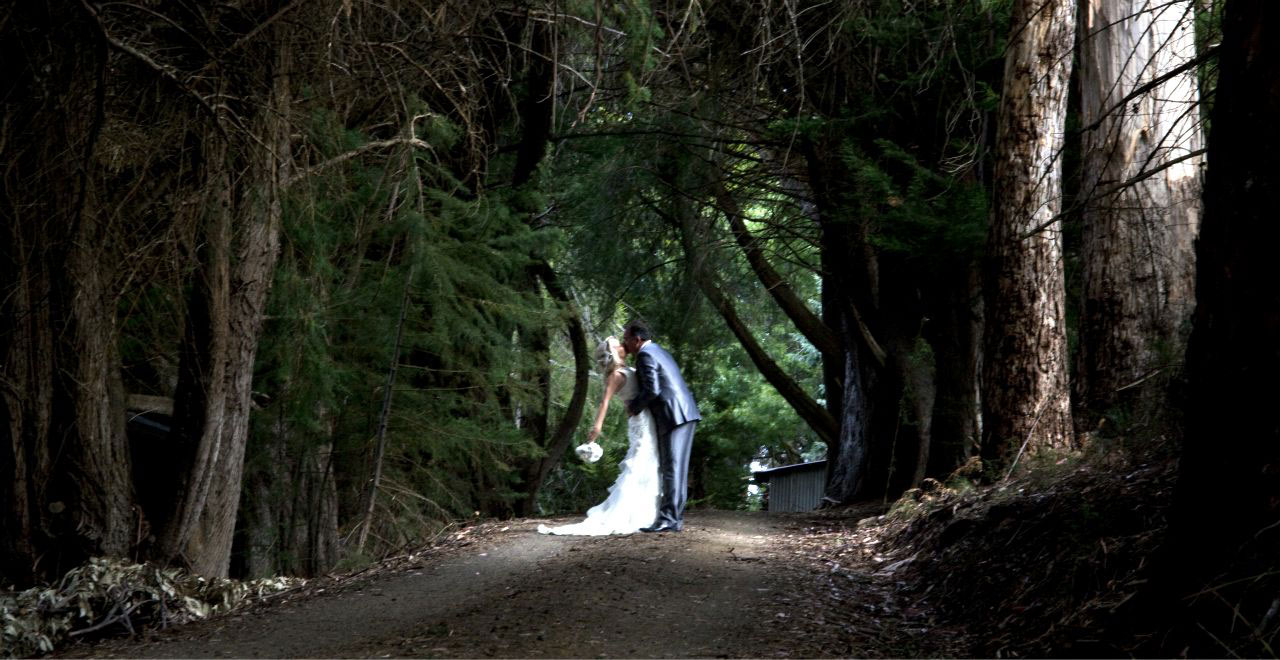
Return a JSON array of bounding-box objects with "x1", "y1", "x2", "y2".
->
[{"x1": 60, "y1": 510, "x2": 945, "y2": 658}]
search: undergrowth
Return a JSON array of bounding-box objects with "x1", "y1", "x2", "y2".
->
[
  {"x1": 863, "y1": 448, "x2": 1179, "y2": 656},
  {"x1": 0, "y1": 558, "x2": 302, "y2": 658},
  {"x1": 856, "y1": 440, "x2": 1278, "y2": 657}
]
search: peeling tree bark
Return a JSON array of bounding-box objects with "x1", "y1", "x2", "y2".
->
[
  {"x1": 981, "y1": 0, "x2": 1077, "y2": 472},
  {"x1": 192, "y1": 39, "x2": 291, "y2": 578},
  {"x1": 1076, "y1": 0, "x2": 1203, "y2": 421}
]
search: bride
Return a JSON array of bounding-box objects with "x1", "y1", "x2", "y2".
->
[{"x1": 538, "y1": 336, "x2": 660, "y2": 535}]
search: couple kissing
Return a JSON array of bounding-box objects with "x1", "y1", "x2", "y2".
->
[{"x1": 538, "y1": 320, "x2": 700, "y2": 536}]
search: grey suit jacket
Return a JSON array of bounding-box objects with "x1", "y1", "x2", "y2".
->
[{"x1": 627, "y1": 342, "x2": 701, "y2": 435}]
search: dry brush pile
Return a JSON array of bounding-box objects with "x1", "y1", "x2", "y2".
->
[{"x1": 1, "y1": 558, "x2": 301, "y2": 657}]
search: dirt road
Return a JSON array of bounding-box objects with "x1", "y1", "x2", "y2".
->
[{"x1": 63, "y1": 510, "x2": 952, "y2": 658}]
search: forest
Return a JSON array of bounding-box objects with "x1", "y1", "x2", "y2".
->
[{"x1": 1, "y1": 0, "x2": 1277, "y2": 656}]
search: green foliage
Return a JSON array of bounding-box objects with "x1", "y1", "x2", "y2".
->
[
  {"x1": 244, "y1": 102, "x2": 553, "y2": 565},
  {"x1": 610, "y1": 0, "x2": 664, "y2": 108},
  {"x1": 242, "y1": 0, "x2": 1015, "y2": 550},
  {"x1": 694, "y1": 322, "x2": 824, "y2": 509},
  {"x1": 541, "y1": 105, "x2": 830, "y2": 513},
  {"x1": 1194, "y1": 0, "x2": 1224, "y2": 124},
  {"x1": 849, "y1": 139, "x2": 987, "y2": 266}
]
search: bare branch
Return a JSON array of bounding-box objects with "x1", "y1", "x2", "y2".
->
[
  {"x1": 288, "y1": 137, "x2": 432, "y2": 184},
  {"x1": 80, "y1": 0, "x2": 220, "y2": 121}
]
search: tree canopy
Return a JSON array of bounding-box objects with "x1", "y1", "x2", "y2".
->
[{"x1": 4, "y1": 4, "x2": 1277, "y2": 654}]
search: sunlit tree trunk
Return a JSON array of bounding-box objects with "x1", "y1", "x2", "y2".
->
[
  {"x1": 1076, "y1": 0, "x2": 1203, "y2": 422},
  {"x1": 981, "y1": 0, "x2": 1076, "y2": 471}
]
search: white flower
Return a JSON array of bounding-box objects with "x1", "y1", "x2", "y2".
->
[{"x1": 575, "y1": 441, "x2": 603, "y2": 463}]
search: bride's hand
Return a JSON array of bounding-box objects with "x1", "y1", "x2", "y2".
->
[{"x1": 587, "y1": 427, "x2": 601, "y2": 443}]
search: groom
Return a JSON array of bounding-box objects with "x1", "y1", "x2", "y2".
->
[{"x1": 623, "y1": 320, "x2": 700, "y2": 533}]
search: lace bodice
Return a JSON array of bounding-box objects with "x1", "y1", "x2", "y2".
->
[{"x1": 617, "y1": 366, "x2": 638, "y2": 402}]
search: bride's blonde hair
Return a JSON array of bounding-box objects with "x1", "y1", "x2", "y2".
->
[{"x1": 594, "y1": 336, "x2": 623, "y2": 375}]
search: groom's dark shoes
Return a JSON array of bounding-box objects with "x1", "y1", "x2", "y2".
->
[{"x1": 640, "y1": 522, "x2": 682, "y2": 533}]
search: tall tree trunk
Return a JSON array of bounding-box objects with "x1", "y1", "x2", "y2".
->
[
  {"x1": 805, "y1": 140, "x2": 905, "y2": 504},
  {"x1": 158, "y1": 31, "x2": 291, "y2": 577},
  {"x1": 0, "y1": 2, "x2": 136, "y2": 583},
  {"x1": 192, "y1": 40, "x2": 291, "y2": 577},
  {"x1": 1076, "y1": 0, "x2": 1203, "y2": 423},
  {"x1": 923, "y1": 264, "x2": 983, "y2": 476},
  {"x1": 158, "y1": 148, "x2": 233, "y2": 568},
  {"x1": 877, "y1": 255, "x2": 935, "y2": 495},
  {"x1": 52, "y1": 190, "x2": 135, "y2": 568},
  {"x1": 981, "y1": 0, "x2": 1077, "y2": 472},
  {"x1": 1144, "y1": 1, "x2": 1280, "y2": 653},
  {"x1": 824, "y1": 311, "x2": 893, "y2": 503}
]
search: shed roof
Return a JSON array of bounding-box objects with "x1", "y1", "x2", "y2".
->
[{"x1": 752, "y1": 459, "x2": 826, "y2": 481}]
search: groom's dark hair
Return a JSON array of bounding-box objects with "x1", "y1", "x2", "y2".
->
[{"x1": 624, "y1": 319, "x2": 653, "y2": 342}]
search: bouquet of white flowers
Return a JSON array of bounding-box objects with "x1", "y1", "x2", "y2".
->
[{"x1": 574, "y1": 441, "x2": 603, "y2": 463}]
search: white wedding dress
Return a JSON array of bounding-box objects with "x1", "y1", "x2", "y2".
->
[{"x1": 538, "y1": 367, "x2": 660, "y2": 535}]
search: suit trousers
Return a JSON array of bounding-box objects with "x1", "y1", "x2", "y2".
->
[{"x1": 655, "y1": 420, "x2": 697, "y2": 527}]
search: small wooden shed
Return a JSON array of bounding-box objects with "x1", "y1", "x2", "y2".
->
[{"x1": 753, "y1": 460, "x2": 827, "y2": 512}]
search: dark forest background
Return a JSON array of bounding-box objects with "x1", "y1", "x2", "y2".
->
[{"x1": 1, "y1": 0, "x2": 1277, "y2": 654}]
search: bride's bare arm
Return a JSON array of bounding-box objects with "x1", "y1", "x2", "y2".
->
[{"x1": 587, "y1": 370, "x2": 626, "y2": 443}]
